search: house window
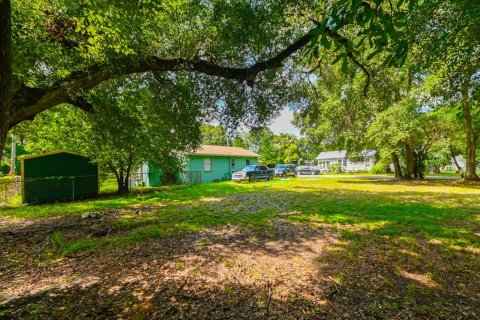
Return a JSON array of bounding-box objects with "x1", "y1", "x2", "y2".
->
[
  {"x1": 231, "y1": 159, "x2": 235, "y2": 170},
  {"x1": 246, "y1": 159, "x2": 250, "y2": 166},
  {"x1": 204, "y1": 158, "x2": 212, "y2": 172}
]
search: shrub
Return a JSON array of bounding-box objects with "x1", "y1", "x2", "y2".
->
[
  {"x1": 370, "y1": 164, "x2": 386, "y2": 174},
  {"x1": 0, "y1": 163, "x2": 10, "y2": 175},
  {"x1": 330, "y1": 163, "x2": 342, "y2": 173},
  {"x1": 353, "y1": 169, "x2": 369, "y2": 173}
]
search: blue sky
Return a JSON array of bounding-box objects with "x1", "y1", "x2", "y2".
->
[{"x1": 268, "y1": 108, "x2": 300, "y2": 136}]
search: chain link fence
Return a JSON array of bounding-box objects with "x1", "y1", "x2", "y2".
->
[{"x1": 0, "y1": 170, "x2": 204, "y2": 206}]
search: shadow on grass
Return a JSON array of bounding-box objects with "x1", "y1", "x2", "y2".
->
[
  {"x1": 1, "y1": 180, "x2": 479, "y2": 254},
  {"x1": 2, "y1": 179, "x2": 480, "y2": 319},
  {"x1": 335, "y1": 178, "x2": 480, "y2": 190},
  {"x1": 0, "y1": 181, "x2": 261, "y2": 219},
  {"x1": 0, "y1": 277, "x2": 328, "y2": 319},
  {"x1": 1, "y1": 216, "x2": 479, "y2": 319}
]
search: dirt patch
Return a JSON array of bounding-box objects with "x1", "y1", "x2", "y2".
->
[
  {"x1": 0, "y1": 213, "x2": 479, "y2": 319},
  {"x1": 1, "y1": 220, "x2": 340, "y2": 319}
]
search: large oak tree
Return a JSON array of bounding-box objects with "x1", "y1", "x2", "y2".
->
[{"x1": 1, "y1": 0, "x2": 414, "y2": 161}]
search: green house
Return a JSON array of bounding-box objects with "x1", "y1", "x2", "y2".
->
[
  {"x1": 147, "y1": 145, "x2": 260, "y2": 186},
  {"x1": 20, "y1": 150, "x2": 99, "y2": 203}
]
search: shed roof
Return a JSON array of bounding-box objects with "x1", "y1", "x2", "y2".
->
[
  {"x1": 189, "y1": 145, "x2": 260, "y2": 157},
  {"x1": 19, "y1": 150, "x2": 86, "y2": 160}
]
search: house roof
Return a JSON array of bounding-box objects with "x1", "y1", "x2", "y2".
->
[
  {"x1": 316, "y1": 150, "x2": 347, "y2": 160},
  {"x1": 189, "y1": 145, "x2": 260, "y2": 158},
  {"x1": 316, "y1": 150, "x2": 375, "y2": 160},
  {"x1": 19, "y1": 150, "x2": 86, "y2": 161}
]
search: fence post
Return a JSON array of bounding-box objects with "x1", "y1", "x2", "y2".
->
[
  {"x1": 72, "y1": 176, "x2": 75, "y2": 201},
  {"x1": 4, "y1": 184, "x2": 7, "y2": 206}
]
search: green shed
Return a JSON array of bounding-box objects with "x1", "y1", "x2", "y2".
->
[{"x1": 20, "y1": 150, "x2": 99, "y2": 203}]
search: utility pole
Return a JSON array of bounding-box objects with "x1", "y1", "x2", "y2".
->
[{"x1": 9, "y1": 134, "x2": 15, "y2": 176}]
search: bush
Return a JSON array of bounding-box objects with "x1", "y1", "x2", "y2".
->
[
  {"x1": 353, "y1": 169, "x2": 369, "y2": 173},
  {"x1": 370, "y1": 164, "x2": 386, "y2": 174},
  {"x1": 330, "y1": 163, "x2": 342, "y2": 173},
  {"x1": 0, "y1": 162, "x2": 10, "y2": 175}
]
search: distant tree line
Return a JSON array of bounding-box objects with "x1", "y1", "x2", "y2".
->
[{"x1": 200, "y1": 125, "x2": 319, "y2": 167}]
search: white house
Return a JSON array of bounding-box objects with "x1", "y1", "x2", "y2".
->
[
  {"x1": 449, "y1": 156, "x2": 466, "y2": 171},
  {"x1": 442, "y1": 155, "x2": 478, "y2": 172},
  {"x1": 316, "y1": 150, "x2": 375, "y2": 172}
]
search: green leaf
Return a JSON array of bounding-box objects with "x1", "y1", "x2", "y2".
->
[
  {"x1": 408, "y1": 0, "x2": 417, "y2": 10},
  {"x1": 320, "y1": 17, "x2": 329, "y2": 31},
  {"x1": 308, "y1": 27, "x2": 323, "y2": 36},
  {"x1": 366, "y1": 49, "x2": 382, "y2": 60},
  {"x1": 351, "y1": 0, "x2": 363, "y2": 10},
  {"x1": 332, "y1": 54, "x2": 343, "y2": 65},
  {"x1": 341, "y1": 57, "x2": 349, "y2": 73},
  {"x1": 321, "y1": 35, "x2": 331, "y2": 49}
]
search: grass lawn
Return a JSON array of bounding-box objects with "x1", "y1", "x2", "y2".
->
[{"x1": 1, "y1": 177, "x2": 479, "y2": 319}]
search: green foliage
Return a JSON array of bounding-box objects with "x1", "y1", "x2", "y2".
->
[
  {"x1": 256, "y1": 130, "x2": 310, "y2": 167},
  {"x1": 331, "y1": 163, "x2": 342, "y2": 173},
  {"x1": 0, "y1": 163, "x2": 10, "y2": 175},
  {"x1": 10, "y1": 0, "x2": 313, "y2": 132},
  {"x1": 8, "y1": 0, "x2": 480, "y2": 182},
  {"x1": 258, "y1": 130, "x2": 278, "y2": 167},
  {"x1": 201, "y1": 125, "x2": 227, "y2": 146},
  {"x1": 307, "y1": 0, "x2": 416, "y2": 79},
  {"x1": 370, "y1": 164, "x2": 386, "y2": 174},
  {"x1": 367, "y1": 96, "x2": 420, "y2": 155},
  {"x1": 15, "y1": 75, "x2": 202, "y2": 192}
]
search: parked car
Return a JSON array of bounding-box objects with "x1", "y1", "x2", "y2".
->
[
  {"x1": 274, "y1": 164, "x2": 296, "y2": 177},
  {"x1": 296, "y1": 166, "x2": 321, "y2": 175},
  {"x1": 232, "y1": 165, "x2": 274, "y2": 182}
]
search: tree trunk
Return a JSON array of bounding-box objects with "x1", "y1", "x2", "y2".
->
[
  {"x1": 116, "y1": 170, "x2": 129, "y2": 194},
  {"x1": 391, "y1": 152, "x2": 403, "y2": 179},
  {"x1": 121, "y1": 167, "x2": 131, "y2": 194},
  {"x1": 461, "y1": 86, "x2": 479, "y2": 181},
  {"x1": 109, "y1": 163, "x2": 130, "y2": 194},
  {"x1": 414, "y1": 149, "x2": 426, "y2": 179},
  {"x1": 404, "y1": 138, "x2": 416, "y2": 180},
  {"x1": 0, "y1": 0, "x2": 12, "y2": 160},
  {"x1": 449, "y1": 145, "x2": 462, "y2": 171},
  {"x1": 117, "y1": 178, "x2": 129, "y2": 194}
]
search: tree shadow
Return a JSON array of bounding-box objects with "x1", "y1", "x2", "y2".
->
[
  {"x1": 335, "y1": 178, "x2": 480, "y2": 190},
  {"x1": 1, "y1": 183, "x2": 480, "y2": 319}
]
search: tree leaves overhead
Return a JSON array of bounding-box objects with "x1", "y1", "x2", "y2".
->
[
  {"x1": 14, "y1": 74, "x2": 203, "y2": 191},
  {"x1": 306, "y1": 0, "x2": 414, "y2": 69}
]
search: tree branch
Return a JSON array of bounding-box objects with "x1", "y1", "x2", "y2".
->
[
  {"x1": 308, "y1": 17, "x2": 371, "y2": 95},
  {"x1": 10, "y1": 30, "x2": 313, "y2": 127}
]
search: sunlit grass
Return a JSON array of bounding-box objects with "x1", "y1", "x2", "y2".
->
[{"x1": 1, "y1": 177, "x2": 479, "y2": 257}]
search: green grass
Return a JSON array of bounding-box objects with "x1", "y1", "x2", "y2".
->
[
  {"x1": 1, "y1": 177, "x2": 479, "y2": 256},
  {"x1": 2, "y1": 176, "x2": 479, "y2": 319}
]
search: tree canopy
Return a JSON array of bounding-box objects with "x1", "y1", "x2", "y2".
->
[
  {"x1": 14, "y1": 75, "x2": 202, "y2": 192},
  {"x1": 1, "y1": 0, "x2": 479, "y2": 180}
]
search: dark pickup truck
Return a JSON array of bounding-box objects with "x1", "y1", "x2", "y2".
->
[{"x1": 232, "y1": 165, "x2": 274, "y2": 182}]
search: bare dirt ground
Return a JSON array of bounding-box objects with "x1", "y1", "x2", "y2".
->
[{"x1": 1, "y1": 214, "x2": 478, "y2": 319}]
